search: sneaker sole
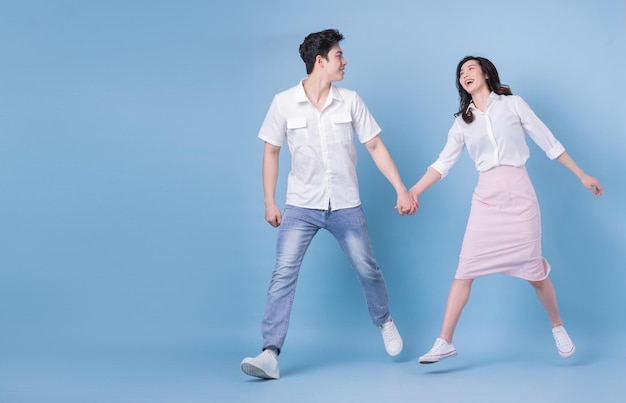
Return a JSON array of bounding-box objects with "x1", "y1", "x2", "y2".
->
[
  {"x1": 241, "y1": 363, "x2": 279, "y2": 379},
  {"x1": 558, "y1": 345, "x2": 576, "y2": 359},
  {"x1": 419, "y1": 351, "x2": 457, "y2": 364},
  {"x1": 386, "y1": 344, "x2": 403, "y2": 357}
]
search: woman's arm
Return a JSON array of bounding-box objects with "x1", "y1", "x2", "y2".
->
[
  {"x1": 556, "y1": 151, "x2": 603, "y2": 196},
  {"x1": 408, "y1": 167, "x2": 443, "y2": 203}
]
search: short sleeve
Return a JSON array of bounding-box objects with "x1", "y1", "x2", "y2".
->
[
  {"x1": 258, "y1": 95, "x2": 286, "y2": 147},
  {"x1": 350, "y1": 92, "x2": 382, "y2": 144}
]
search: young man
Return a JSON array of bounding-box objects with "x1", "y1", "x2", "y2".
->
[{"x1": 241, "y1": 29, "x2": 416, "y2": 379}]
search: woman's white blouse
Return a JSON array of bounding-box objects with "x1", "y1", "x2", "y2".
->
[{"x1": 430, "y1": 92, "x2": 565, "y2": 178}]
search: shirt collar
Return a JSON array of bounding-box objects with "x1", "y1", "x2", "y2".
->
[
  {"x1": 295, "y1": 79, "x2": 344, "y2": 105},
  {"x1": 469, "y1": 91, "x2": 498, "y2": 112},
  {"x1": 485, "y1": 91, "x2": 499, "y2": 112},
  {"x1": 295, "y1": 80, "x2": 308, "y2": 102}
]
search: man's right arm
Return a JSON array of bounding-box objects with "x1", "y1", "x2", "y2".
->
[{"x1": 263, "y1": 142, "x2": 282, "y2": 227}]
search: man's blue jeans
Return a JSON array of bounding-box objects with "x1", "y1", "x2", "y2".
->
[{"x1": 261, "y1": 204, "x2": 391, "y2": 353}]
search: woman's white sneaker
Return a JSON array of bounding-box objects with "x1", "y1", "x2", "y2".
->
[
  {"x1": 552, "y1": 325, "x2": 576, "y2": 358},
  {"x1": 419, "y1": 337, "x2": 457, "y2": 364}
]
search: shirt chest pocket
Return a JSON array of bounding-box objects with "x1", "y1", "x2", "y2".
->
[
  {"x1": 331, "y1": 114, "x2": 353, "y2": 144},
  {"x1": 286, "y1": 117, "x2": 309, "y2": 146}
]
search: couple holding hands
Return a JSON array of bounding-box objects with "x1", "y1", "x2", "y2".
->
[{"x1": 241, "y1": 29, "x2": 603, "y2": 380}]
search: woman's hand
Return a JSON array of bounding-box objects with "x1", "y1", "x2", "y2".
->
[{"x1": 581, "y1": 174, "x2": 603, "y2": 196}]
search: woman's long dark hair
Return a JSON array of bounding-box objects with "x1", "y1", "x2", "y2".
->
[{"x1": 455, "y1": 56, "x2": 512, "y2": 123}]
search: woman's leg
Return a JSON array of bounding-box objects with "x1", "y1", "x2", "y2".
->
[
  {"x1": 528, "y1": 277, "x2": 562, "y2": 327},
  {"x1": 419, "y1": 278, "x2": 474, "y2": 363},
  {"x1": 528, "y1": 277, "x2": 576, "y2": 357},
  {"x1": 439, "y1": 278, "x2": 474, "y2": 343}
]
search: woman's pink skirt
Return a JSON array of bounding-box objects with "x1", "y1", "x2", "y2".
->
[{"x1": 455, "y1": 165, "x2": 551, "y2": 281}]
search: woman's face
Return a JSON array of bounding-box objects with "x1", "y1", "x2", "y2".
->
[{"x1": 459, "y1": 59, "x2": 488, "y2": 94}]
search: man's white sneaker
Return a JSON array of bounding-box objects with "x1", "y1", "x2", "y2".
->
[
  {"x1": 380, "y1": 319, "x2": 403, "y2": 356},
  {"x1": 552, "y1": 325, "x2": 576, "y2": 358},
  {"x1": 419, "y1": 337, "x2": 457, "y2": 364},
  {"x1": 240, "y1": 350, "x2": 280, "y2": 379}
]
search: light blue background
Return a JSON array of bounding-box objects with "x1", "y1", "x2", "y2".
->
[{"x1": 1, "y1": 1, "x2": 624, "y2": 402}]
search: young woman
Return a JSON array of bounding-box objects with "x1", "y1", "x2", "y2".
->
[{"x1": 410, "y1": 56, "x2": 603, "y2": 364}]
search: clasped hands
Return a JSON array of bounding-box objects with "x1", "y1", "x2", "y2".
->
[{"x1": 395, "y1": 190, "x2": 419, "y2": 216}]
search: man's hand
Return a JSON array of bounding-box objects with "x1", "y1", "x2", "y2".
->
[
  {"x1": 265, "y1": 203, "x2": 282, "y2": 227},
  {"x1": 395, "y1": 190, "x2": 418, "y2": 216}
]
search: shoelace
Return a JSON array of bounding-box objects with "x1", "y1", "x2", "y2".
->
[
  {"x1": 553, "y1": 330, "x2": 571, "y2": 348},
  {"x1": 431, "y1": 339, "x2": 447, "y2": 353},
  {"x1": 382, "y1": 323, "x2": 399, "y2": 341}
]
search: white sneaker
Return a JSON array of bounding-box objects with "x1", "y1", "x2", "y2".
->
[
  {"x1": 419, "y1": 337, "x2": 457, "y2": 364},
  {"x1": 240, "y1": 350, "x2": 280, "y2": 379},
  {"x1": 552, "y1": 325, "x2": 575, "y2": 358},
  {"x1": 380, "y1": 319, "x2": 403, "y2": 356}
]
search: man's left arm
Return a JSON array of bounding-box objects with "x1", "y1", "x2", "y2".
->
[{"x1": 364, "y1": 135, "x2": 417, "y2": 215}]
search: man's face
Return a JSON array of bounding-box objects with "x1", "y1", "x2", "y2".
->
[{"x1": 319, "y1": 44, "x2": 347, "y2": 81}]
